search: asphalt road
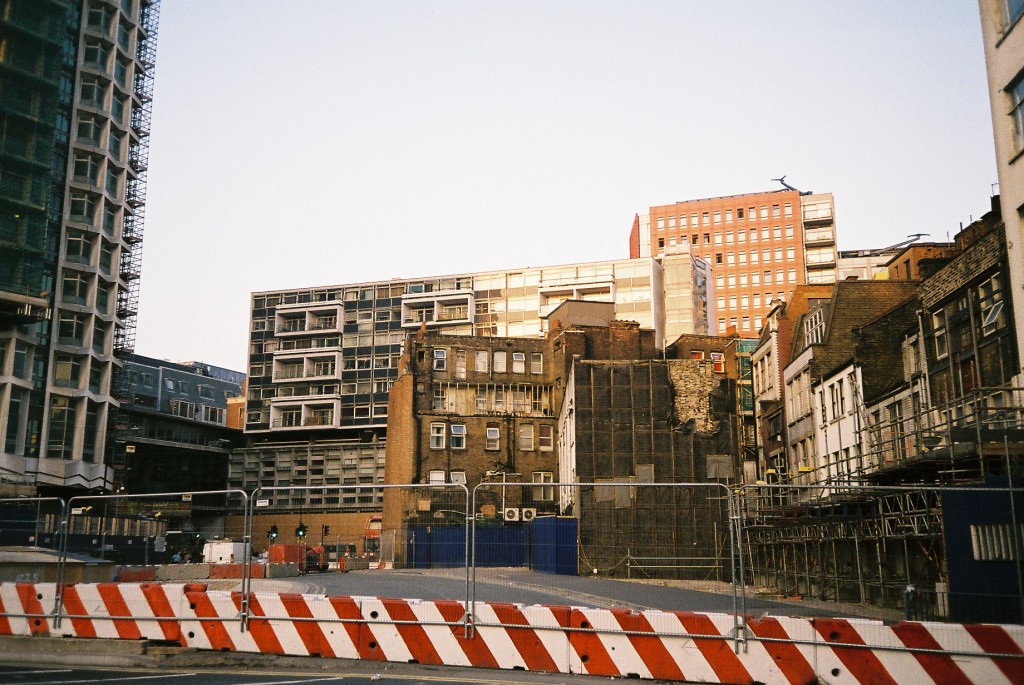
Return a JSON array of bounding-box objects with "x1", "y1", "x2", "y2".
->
[{"x1": 253, "y1": 566, "x2": 866, "y2": 619}]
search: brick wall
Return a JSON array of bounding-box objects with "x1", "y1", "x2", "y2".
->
[{"x1": 921, "y1": 228, "x2": 1004, "y2": 308}]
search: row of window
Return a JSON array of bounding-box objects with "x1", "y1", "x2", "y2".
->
[
  {"x1": 716, "y1": 293, "x2": 779, "y2": 313},
  {"x1": 715, "y1": 270, "x2": 798, "y2": 290},
  {"x1": 659, "y1": 224, "x2": 799, "y2": 248},
  {"x1": 169, "y1": 400, "x2": 226, "y2": 424},
  {"x1": 688, "y1": 351, "x2": 725, "y2": 373},
  {"x1": 251, "y1": 331, "x2": 406, "y2": 354},
  {"x1": 431, "y1": 348, "x2": 543, "y2": 375},
  {"x1": 654, "y1": 203, "x2": 794, "y2": 231},
  {"x1": 718, "y1": 316, "x2": 764, "y2": 333},
  {"x1": 426, "y1": 470, "x2": 555, "y2": 500},
  {"x1": 930, "y1": 273, "x2": 1007, "y2": 360},
  {"x1": 429, "y1": 422, "x2": 554, "y2": 451}
]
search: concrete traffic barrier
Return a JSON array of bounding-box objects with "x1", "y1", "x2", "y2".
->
[
  {"x1": 155, "y1": 563, "x2": 210, "y2": 581},
  {"x1": 1, "y1": 581, "x2": 1023, "y2": 684}
]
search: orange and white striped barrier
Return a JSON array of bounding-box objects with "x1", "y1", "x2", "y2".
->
[{"x1": 1, "y1": 582, "x2": 1023, "y2": 684}]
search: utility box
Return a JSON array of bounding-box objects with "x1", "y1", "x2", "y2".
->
[{"x1": 202, "y1": 540, "x2": 250, "y2": 564}]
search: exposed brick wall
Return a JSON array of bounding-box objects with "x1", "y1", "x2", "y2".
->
[
  {"x1": 382, "y1": 365, "x2": 416, "y2": 531},
  {"x1": 666, "y1": 359, "x2": 720, "y2": 434},
  {"x1": 921, "y1": 228, "x2": 1004, "y2": 308}
]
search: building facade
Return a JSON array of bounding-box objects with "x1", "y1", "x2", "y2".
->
[
  {"x1": 978, "y1": 0, "x2": 1024, "y2": 386},
  {"x1": 234, "y1": 256, "x2": 710, "y2": 508},
  {"x1": 0, "y1": 0, "x2": 159, "y2": 495},
  {"x1": 745, "y1": 214, "x2": 1022, "y2": 617},
  {"x1": 383, "y1": 332, "x2": 562, "y2": 532},
  {"x1": 119, "y1": 354, "x2": 241, "y2": 494},
  {"x1": 629, "y1": 188, "x2": 838, "y2": 337}
]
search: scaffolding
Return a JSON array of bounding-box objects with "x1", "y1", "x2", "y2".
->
[
  {"x1": 743, "y1": 386, "x2": 1024, "y2": 612},
  {"x1": 109, "y1": 0, "x2": 160, "y2": 486}
]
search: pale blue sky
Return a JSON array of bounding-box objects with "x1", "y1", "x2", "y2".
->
[{"x1": 137, "y1": 1, "x2": 996, "y2": 371}]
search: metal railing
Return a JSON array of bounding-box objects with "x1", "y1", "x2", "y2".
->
[{"x1": 3, "y1": 479, "x2": 1024, "y2": 646}]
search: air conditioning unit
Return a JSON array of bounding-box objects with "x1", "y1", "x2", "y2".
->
[
  {"x1": 503, "y1": 507, "x2": 520, "y2": 522},
  {"x1": 520, "y1": 508, "x2": 537, "y2": 522}
]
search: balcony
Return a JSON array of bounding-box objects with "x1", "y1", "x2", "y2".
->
[
  {"x1": 803, "y1": 231, "x2": 834, "y2": 247},
  {"x1": 274, "y1": 367, "x2": 305, "y2": 381}
]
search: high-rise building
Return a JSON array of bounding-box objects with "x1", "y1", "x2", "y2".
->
[
  {"x1": 233, "y1": 255, "x2": 709, "y2": 507},
  {"x1": 629, "y1": 188, "x2": 838, "y2": 337},
  {"x1": 978, "y1": 0, "x2": 1024, "y2": 385},
  {"x1": 0, "y1": 0, "x2": 160, "y2": 496}
]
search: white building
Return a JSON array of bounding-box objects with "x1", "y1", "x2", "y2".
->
[{"x1": 978, "y1": 0, "x2": 1024, "y2": 386}]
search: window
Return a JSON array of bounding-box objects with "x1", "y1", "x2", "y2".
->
[
  {"x1": 450, "y1": 424, "x2": 466, "y2": 449},
  {"x1": 88, "y1": 4, "x2": 113, "y2": 31},
  {"x1": 429, "y1": 423, "x2": 445, "y2": 449},
  {"x1": 77, "y1": 115, "x2": 101, "y2": 145},
  {"x1": 538, "y1": 424, "x2": 553, "y2": 451},
  {"x1": 428, "y1": 469, "x2": 445, "y2": 484},
  {"x1": 933, "y1": 310, "x2": 948, "y2": 358},
  {"x1": 1002, "y1": 0, "x2": 1024, "y2": 31},
  {"x1": 108, "y1": 129, "x2": 123, "y2": 160},
  {"x1": 73, "y1": 153, "x2": 99, "y2": 183},
  {"x1": 530, "y1": 352, "x2": 543, "y2": 374},
  {"x1": 78, "y1": 75, "x2": 102, "y2": 105},
  {"x1": 62, "y1": 271, "x2": 89, "y2": 303},
  {"x1": 710, "y1": 352, "x2": 725, "y2": 373},
  {"x1": 518, "y1": 424, "x2": 534, "y2": 451},
  {"x1": 978, "y1": 273, "x2": 1006, "y2": 335},
  {"x1": 532, "y1": 472, "x2": 554, "y2": 501},
  {"x1": 1007, "y1": 75, "x2": 1024, "y2": 153},
  {"x1": 171, "y1": 400, "x2": 195, "y2": 419},
  {"x1": 83, "y1": 40, "x2": 108, "y2": 69},
  {"x1": 69, "y1": 191, "x2": 96, "y2": 222},
  {"x1": 432, "y1": 387, "x2": 446, "y2": 410},
  {"x1": 455, "y1": 349, "x2": 466, "y2": 379},
  {"x1": 203, "y1": 406, "x2": 225, "y2": 423},
  {"x1": 433, "y1": 348, "x2": 446, "y2": 371},
  {"x1": 805, "y1": 308, "x2": 826, "y2": 345},
  {"x1": 66, "y1": 232, "x2": 92, "y2": 263},
  {"x1": 512, "y1": 352, "x2": 526, "y2": 373},
  {"x1": 486, "y1": 426, "x2": 500, "y2": 450},
  {"x1": 493, "y1": 351, "x2": 506, "y2": 372},
  {"x1": 57, "y1": 313, "x2": 86, "y2": 345}
]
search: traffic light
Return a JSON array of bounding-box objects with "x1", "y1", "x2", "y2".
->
[
  {"x1": 268, "y1": 525, "x2": 279, "y2": 541},
  {"x1": 296, "y1": 523, "x2": 307, "y2": 539},
  {"x1": 322, "y1": 524, "x2": 330, "y2": 537}
]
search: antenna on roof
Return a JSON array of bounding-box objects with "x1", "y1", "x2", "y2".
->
[{"x1": 771, "y1": 175, "x2": 811, "y2": 194}]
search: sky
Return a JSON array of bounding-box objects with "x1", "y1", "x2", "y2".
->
[{"x1": 136, "y1": 1, "x2": 997, "y2": 372}]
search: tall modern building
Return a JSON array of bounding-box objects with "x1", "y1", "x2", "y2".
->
[
  {"x1": 0, "y1": 0, "x2": 160, "y2": 495},
  {"x1": 629, "y1": 188, "x2": 838, "y2": 337},
  {"x1": 233, "y1": 255, "x2": 709, "y2": 507},
  {"x1": 978, "y1": 0, "x2": 1024, "y2": 385}
]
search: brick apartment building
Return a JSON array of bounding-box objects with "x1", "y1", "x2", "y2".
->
[
  {"x1": 629, "y1": 188, "x2": 838, "y2": 338},
  {"x1": 383, "y1": 308, "x2": 752, "y2": 577}
]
